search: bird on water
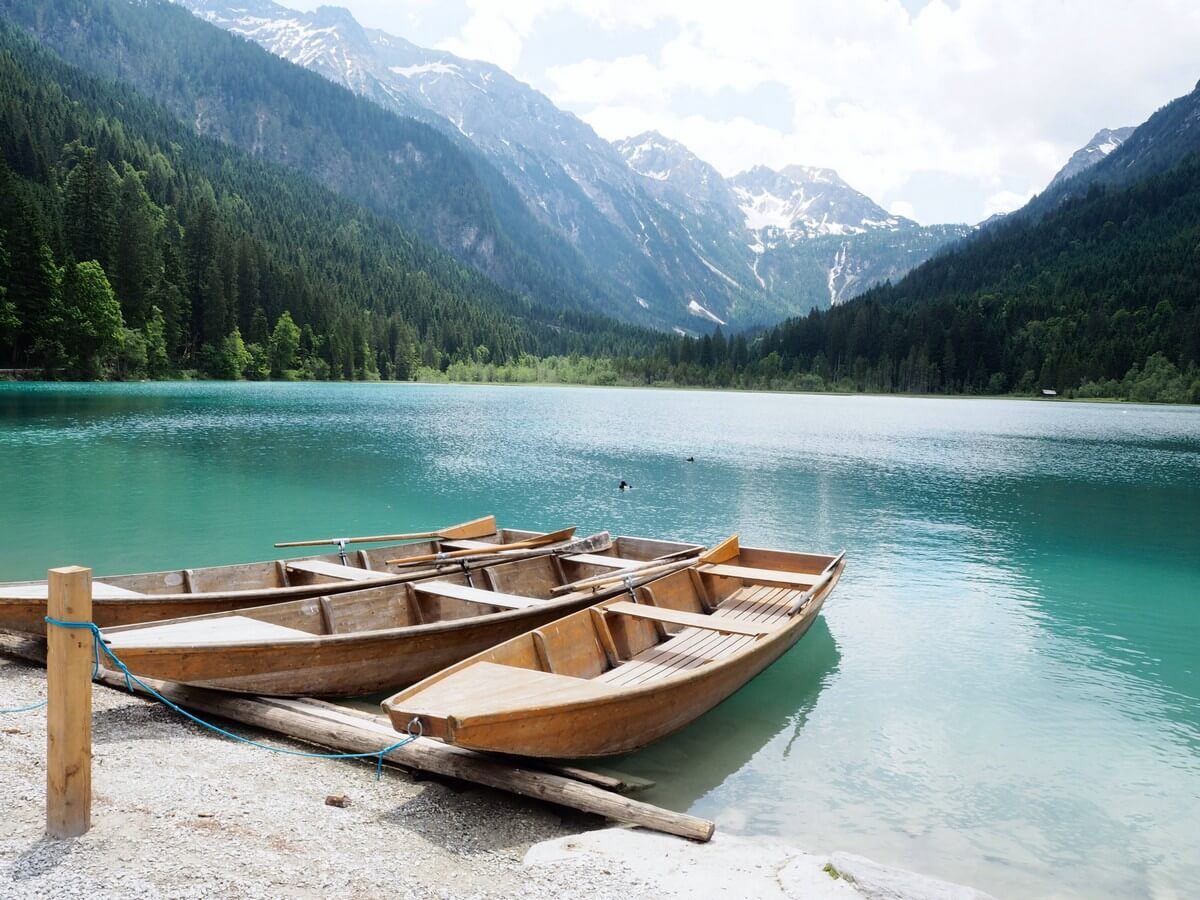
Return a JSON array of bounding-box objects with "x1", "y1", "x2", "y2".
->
[{"x1": 619, "y1": 480, "x2": 631, "y2": 491}]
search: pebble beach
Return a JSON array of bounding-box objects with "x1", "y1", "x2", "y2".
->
[{"x1": 1, "y1": 655, "x2": 993, "y2": 899}]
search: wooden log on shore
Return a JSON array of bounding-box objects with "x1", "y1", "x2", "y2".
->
[{"x1": 0, "y1": 630, "x2": 712, "y2": 841}]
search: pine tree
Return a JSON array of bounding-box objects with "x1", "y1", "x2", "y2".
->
[
  {"x1": 268, "y1": 310, "x2": 300, "y2": 377},
  {"x1": 62, "y1": 146, "x2": 119, "y2": 270}
]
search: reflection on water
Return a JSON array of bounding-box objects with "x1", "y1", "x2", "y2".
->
[
  {"x1": 610, "y1": 619, "x2": 841, "y2": 812},
  {"x1": 2, "y1": 383, "x2": 1199, "y2": 898}
]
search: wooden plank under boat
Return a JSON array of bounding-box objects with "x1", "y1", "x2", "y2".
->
[
  {"x1": 96, "y1": 534, "x2": 705, "y2": 697},
  {"x1": 0, "y1": 516, "x2": 570, "y2": 634},
  {"x1": 381, "y1": 541, "x2": 846, "y2": 758}
]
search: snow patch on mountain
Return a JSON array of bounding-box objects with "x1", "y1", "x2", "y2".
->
[
  {"x1": 729, "y1": 165, "x2": 909, "y2": 242},
  {"x1": 687, "y1": 299, "x2": 726, "y2": 325},
  {"x1": 697, "y1": 254, "x2": 741, "y2": 289},
  {"x1": 390, "y1": 61, "x2": 462, "y2": 79}
]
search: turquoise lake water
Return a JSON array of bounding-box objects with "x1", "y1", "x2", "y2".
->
[{"x1": 1, "y1": 382, "x2": 1197, "y2": 898}]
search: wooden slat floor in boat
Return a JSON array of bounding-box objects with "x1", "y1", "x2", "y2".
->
[
  {"x1": 601, "y1": 585, "x2": 794, "y2": 687},
  {"x1": 597, "y1": 585, "x2": 799, "y2": 688},
  {"x1": 603, "y1": 586, "x2": 790, "y2": 688},
  {"x1": 595, "y1": 587, "x2": 780, "y2": 688}
]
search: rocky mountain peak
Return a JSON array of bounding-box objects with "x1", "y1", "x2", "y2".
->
[
  {"x1": 1047, "y1": 126, "x2": 1135, "y2": 188},
  {"x1": 729, "y1": 164, "x2": 907, "y2": 239},
  {"x1": 615, "y1": 131, "x2": 740, "y2": 216}
]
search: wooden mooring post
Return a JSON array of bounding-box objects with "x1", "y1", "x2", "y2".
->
[{"x1": 45, "y1": 566, "x2": 92, "y2": 838}]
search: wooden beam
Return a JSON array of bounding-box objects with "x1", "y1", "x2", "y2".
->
[{"x1": 45, "y1": 566, "x2": 92, "y2": 839}]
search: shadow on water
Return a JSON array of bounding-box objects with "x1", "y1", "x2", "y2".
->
[{"x1": 601, "y1": 618, "x2": 840, "y2": 811}]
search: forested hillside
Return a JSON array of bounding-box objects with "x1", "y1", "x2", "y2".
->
[
  {"x1": 0, "y1": 22, "x2": 657, "y2": 378},
  {"x1": 600, "y1": 149, "x2": 1200, "y2": 402},
  {"x1": 1, "y1": 0, "x2": 631, "y2": 326}
]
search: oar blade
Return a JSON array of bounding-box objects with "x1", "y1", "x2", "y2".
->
[
  {"x1": 559, "y1": 531, "x2": 613, "y2": 555},
  {"x1": 436, "y1": 515, "x2": 497, "y2": 540}
]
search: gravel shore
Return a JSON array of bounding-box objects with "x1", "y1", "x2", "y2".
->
[
  {"x1": 2, "y1": 655, "x2": 992, "y2": 900},
  {"x1": 0, "y1": 656, "x2": 653, "y2": 899}
]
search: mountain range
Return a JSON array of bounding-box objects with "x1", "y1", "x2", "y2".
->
[{"x1": 181, "y1": 0, "x2": 973, "y2": 330}]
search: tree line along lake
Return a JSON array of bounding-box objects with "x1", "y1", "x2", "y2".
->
[{"x1": 1, "y1": 381, "x2": 1197, "y2": 898}]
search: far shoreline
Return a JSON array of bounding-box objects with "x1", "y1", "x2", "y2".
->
[{"x1": 1, "y1": 375, "x2": 1189, "y2": 407}]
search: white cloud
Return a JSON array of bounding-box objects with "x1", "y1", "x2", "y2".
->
[
  {"x1": 326, "y1": 0, "x2": 1200, "y2": 223},
  {"x1": 545, "y1": 55, "x2": 670, "y2": 106},
  {"x1": 889, "y1": 200, "x2": 918, "y2": 221},
  {"x1": 983, "y1": 189, "x2": 1036, "y2": 219}
]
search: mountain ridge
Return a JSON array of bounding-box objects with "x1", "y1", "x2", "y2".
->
[{"x1": 179, "y1": 0, "x2": 970, "y2": 326}]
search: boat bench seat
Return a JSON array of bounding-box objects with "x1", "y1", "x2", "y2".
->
[
  {"x1": 103, "y1": 615, "x2": 311, "y2": 648},
  {"x1": 698, "y1": 564, "x2": 821, "y2": 587},
  {"x1": 603, "y1": 601, "x2": 772, "y2": 637},
  {"x1": 562, "y1": 553, "x2": 642, "y2": 569},
  {"x1": 5, "y1": 581, "x2": 146, "y2": 599},
  {"x1": 412, "y1": 581, "x2": 544, "y2": 610},
  {"x1": 286, "y1": 559, "x2": 381, "y2": 582}
]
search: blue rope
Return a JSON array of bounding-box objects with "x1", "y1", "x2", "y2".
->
[
  {"x1": 43, "y1": 616, "x2": 416, "y2": 779},
  {"x1": 0, "y1": 698, "x2": 48, "y2": 714}
]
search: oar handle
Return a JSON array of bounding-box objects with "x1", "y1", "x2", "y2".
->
[{"x1": 275, "y1": 531, "x2": 434, "y2": 548}]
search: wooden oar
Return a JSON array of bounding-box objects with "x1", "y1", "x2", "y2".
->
[
  {"x1": 388, "y1": 531, "x2": 611, "y2": 570},
  {"x1": 385, "y1": 526, "x2": 577, "y2": 565},
  {"x1": 274, "y1": 515, "x2": 496, "y2": 549},
  {"x1": 549, "y1": 537, "x2": 726, "y2": 595},
  {"x1": 787, "y1": 550, "x2": 845, "y2": 616}
]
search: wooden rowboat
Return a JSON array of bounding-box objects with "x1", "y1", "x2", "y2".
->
[
  {"x1": 381, "y1": 540, "x2": 846, "y2": 758},
  {"x1": 98, "y1": 534, "x2": 704, "y2": 697},
  {"x1": 0, "y1": 516, "x2": 562, "y2": 634}
]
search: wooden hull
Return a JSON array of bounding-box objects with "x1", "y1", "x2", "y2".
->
[
  {"x1": 102, "y1": 595, "x2": 600, "y2": 697},
  {"x1": 92, "y1": 534, "x2": 705, "y2": 696},
  {"x1": 383, "y1": 551, "x2": 845, "y2": 758},
  {"x1": 0, "y1": 524, "x2": 537, "y2": 634},
  {"x1": 425, "y1": 594, "x2": 826, "y2": 758}
]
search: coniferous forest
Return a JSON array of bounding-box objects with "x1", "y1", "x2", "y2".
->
[{"x1": 0, "y1": 21, "x2": 660, "y2": 380}]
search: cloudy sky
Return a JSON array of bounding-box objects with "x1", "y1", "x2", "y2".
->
[{"x1": 282, "y1": 0, "x2": 1200, "y2": 224}]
